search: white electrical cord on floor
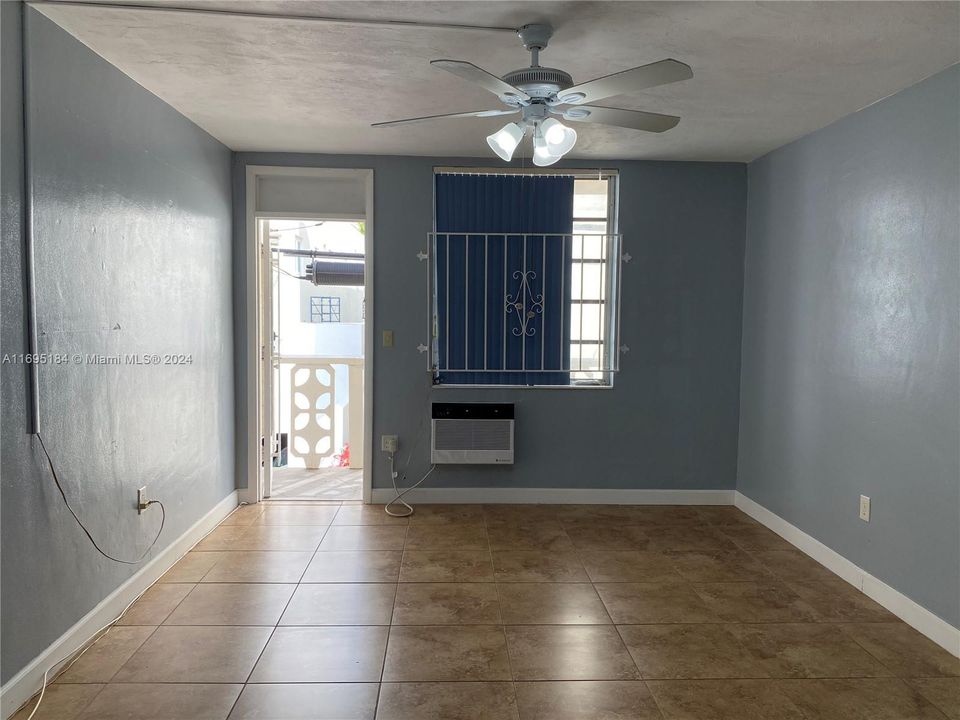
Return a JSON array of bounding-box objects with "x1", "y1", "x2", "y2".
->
[
  {"x1": 25, "y1": 587, "x2": 148, "y2": 720},
  {"x1": 384, "y1": 453, "x2": 437, "y2": 518},
  {"x1": 22, "y1": 502, "x2": 248, "y2": 720},
  {"x1": 381, "y1": 397, "x2": 437, "y2": 517}
]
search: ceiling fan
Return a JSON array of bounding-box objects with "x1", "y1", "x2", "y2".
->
[{"x1": 372, "y1": 23, "x2": 692, "y2": 165}]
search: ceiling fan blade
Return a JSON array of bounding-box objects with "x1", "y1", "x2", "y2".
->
[
  {"x1": 431, "y1": 59, "x2": 531, "y2": 102},
  {"x1": 372, "y1": 109, "x2": 517, "y2": 128},
  {"x1": 564, "y1": 105, "x2": 681, "y2": 133},
  {"x1": 559, "y1": 59, "x2": 692, "y2": 105}
]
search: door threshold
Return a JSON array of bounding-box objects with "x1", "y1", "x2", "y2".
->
[{"x1": 261, "y1": 498, "x2": 348, "y2": 505}]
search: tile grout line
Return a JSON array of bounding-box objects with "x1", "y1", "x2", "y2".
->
[
  {"x1": 72, "y1": 624, "x2": 162, "y2": 687},
  {"x1": 40, "y1": 676, "x2": 109, "y2": 720},
  {"x1": 640, "y1": 678, "x2": 669, "y2": 720},
  {"x1": 223, "y1": 513, "x2": 335, "y2": 720},
  {"x1": 485, "y1": 509, "x2": 520, "y2": 709},
  {"x1": 146, "y1": 582, "x2": 200, "y2": 630},
  {"x1": 373, "y1": 520, "x2": 410, "y2": 714},
  {"x1": 837, "y1": 622, "x2": 922, "y2": 679}
]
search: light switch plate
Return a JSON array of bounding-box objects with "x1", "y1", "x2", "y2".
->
[
  {"x1": 382, "y1": 330, "x2": 394, "y2": 347},
  {"x1": 859, "y1": 495, "x2": 871, "y2": 522}
]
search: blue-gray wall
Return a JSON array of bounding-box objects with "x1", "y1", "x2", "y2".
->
[
  {"x1": 1, "y1": 6, "x2": 235, "y2": 683},
  {"x1": 233, "y1": 154, "x2": 747, "y2": 492},
  {"x1": 738, "y1": 65, "x2": 960, "y2": 627}
]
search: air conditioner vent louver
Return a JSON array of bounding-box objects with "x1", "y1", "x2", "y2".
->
[
  {"x1": 431, "y1": 403, "x2": 514, "y2": 464},
  {"x1": 434, "y1": 419, "x2": 512, "y2": 452}
]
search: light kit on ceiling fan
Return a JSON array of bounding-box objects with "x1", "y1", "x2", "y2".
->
[
  {"x1": 373, "y1": 23, "x2": 693, "y2": 163},
  {"x1": 487, "y1": 116, "x2": 576, "y2": 164},
  {"x1": 540, "y1": 117, "x2": 577, "y2": 155},
  {"x1": 532, "y1": 128, "x2": 560, "y2": 166},
  {"x1": 486, "y1": 122, "x2": 525, "y2": 161}
]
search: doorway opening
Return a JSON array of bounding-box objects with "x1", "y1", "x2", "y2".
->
[{"x1": 260, "y1": 218, "x2": 366, "y2": 500}]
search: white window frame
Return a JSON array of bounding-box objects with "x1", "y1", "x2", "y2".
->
[{"x1": 570, "y1": 175, "x2": 619, "y2": 383}]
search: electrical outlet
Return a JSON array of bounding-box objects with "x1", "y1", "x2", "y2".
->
[
  {"x1": 137, "y1": 487, "x2": 149, "y2": 515},
  {"x1": 859, "y1": 495, "x2": 871, "y2": 522},
  {"x1": 381, "y1": 434, "x2": 398, "y2": 453}
]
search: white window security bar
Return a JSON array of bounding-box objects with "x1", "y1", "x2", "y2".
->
[{"x1": 425, "y1": 232, "x2": 624, "y2": 385}]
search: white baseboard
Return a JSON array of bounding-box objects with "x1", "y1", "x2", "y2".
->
[
  {"x1": 735, "y1": 491, "x2": 960, "y2": 658},
  {"x1": 371, "y1": 487, "x2": 735, "y2": 505},
  {"x1": 0, "y1": 490, "x2": 239, "y2": 720}
]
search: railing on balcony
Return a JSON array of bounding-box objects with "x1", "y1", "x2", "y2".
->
[{"x1": 275, "y1": 356, "x2": 363, "y2": 470}]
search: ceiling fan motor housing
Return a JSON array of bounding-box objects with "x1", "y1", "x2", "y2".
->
[{"x1": 501, "y1": 67, "x2": 573, "y2": 99}]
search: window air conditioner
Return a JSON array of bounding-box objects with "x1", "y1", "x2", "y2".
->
[{"x1": 430, "y1": 403, "x2": 514, "y2": 464}]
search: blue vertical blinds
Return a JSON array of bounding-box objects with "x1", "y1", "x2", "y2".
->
[{"x1": 434, "y1": 173, "x2": 574, "y2": 385}]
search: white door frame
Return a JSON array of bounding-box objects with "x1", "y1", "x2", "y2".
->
[{"x1": 242, "y1": 165, "x2": 374, "y2": 505}]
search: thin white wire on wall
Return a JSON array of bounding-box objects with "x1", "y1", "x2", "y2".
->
[
  {"x1": 382, "y1": 397, "x2": 437, "y2": 517},
  {"x1": 27, "y1": 1, "x2": 519, "y2": 33},
  {"x1": 35, "y1": 433, "x2": 167, "y2": 565},
  {"x1": 22, "y1": 501, "x2": 249, "y2": 720},
  {"x1": 385, "y1": 454, "x2": 437, "y2": 518}
]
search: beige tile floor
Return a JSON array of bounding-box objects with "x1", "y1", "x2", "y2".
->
[{"x1": 13, "y1": 503, "x2": 960, "y2": 720}]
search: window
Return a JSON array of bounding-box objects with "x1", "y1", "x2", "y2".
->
[
  {"x1": 310, "y1": 296, "x2": 341, "y2": 323},
  {"x1": 429, "y1": 170, "x2": 620, "y2": 387},
  {"x1": 570, "y1": 178, "x2": 615, "y2": 383}
]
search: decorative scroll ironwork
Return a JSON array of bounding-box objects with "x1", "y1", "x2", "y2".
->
[{"x1": 505, "y1": 270, "x2": 544, "y2": 337}]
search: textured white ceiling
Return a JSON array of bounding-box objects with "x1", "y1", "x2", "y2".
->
[{"x1": 35, "y1": 0, "x2": 960, "y2": 161}]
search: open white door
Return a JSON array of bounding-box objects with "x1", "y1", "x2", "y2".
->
[
  {"x1": 245, "y1": 167, "x2": 374, "y2": 506},
  {"x1": 258, "y1": 218, "x2": 275, "y2": 499}
]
